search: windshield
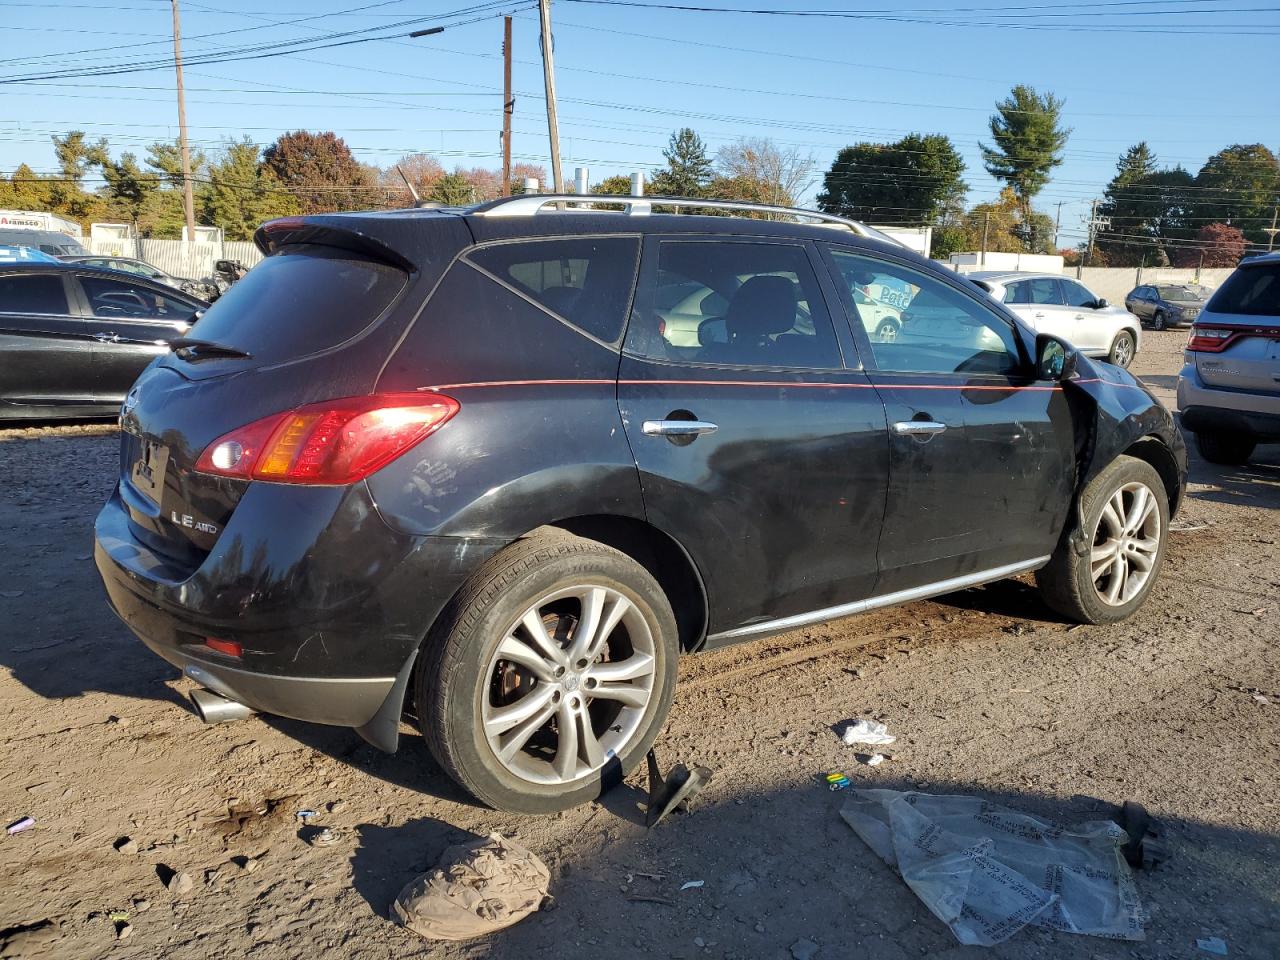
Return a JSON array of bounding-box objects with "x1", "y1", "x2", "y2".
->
[
  {"x1": 1156, "y1": 285, "x2": 1203, "y2": 300},
  {"x1": 184, "y1": 244, "x2": 406, "y2": 363},
  {"x1": 1206, "y1": 263, "x2": 1280, "y2": 317}
]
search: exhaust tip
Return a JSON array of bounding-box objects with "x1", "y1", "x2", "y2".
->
[{"x1": 189, "y1": 687, "x2": 254, "y2": 725}]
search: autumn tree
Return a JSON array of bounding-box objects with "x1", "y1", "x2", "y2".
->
[
  {"x1": 592, "y1": 174, "x2": 635, "y2": 195},
  {"x1": 1172, "y1": 223, "x2": 1247, "y2": 268},
  {"x1": 261, "y1": 130, "x2": 375, "y2": 214},
  {"x1": 981, "y1": 85, "x2": 1069, "y2": 251},
  {"x1": 1194, "y1": 144, "x2": 1280, "y2": 244},
  {"x1": 818, "y1": 133, "x2": 966, "y2": 226},
  {"x1": 715, "y1": 137, "x2": 813, "y2": 208}
]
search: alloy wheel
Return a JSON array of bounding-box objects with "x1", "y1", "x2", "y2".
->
[
  {"x1": 1090, "y1": 481, "x2": 1161, "y2": 606},
  {"x1": 481, "y1": 585, "x2": 656, "y2": 785},
  {"x1": 876, "y1": 321, "x2": 898, "y2": 342},
  {"x1": 1112, "y1": 334, "x2": 1134, "y2": 367}
]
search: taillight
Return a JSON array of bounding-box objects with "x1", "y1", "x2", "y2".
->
[
  {"x1": 1186, "y1": 325, "x2": 1235, "y2": 353},
  {"x1": 195, "y1": 393, "x2": 459, "y2": 485}
]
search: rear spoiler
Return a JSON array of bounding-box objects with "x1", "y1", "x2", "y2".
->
[{"x1": 254, "y1": 217, "x2": 418, "y2": 273}]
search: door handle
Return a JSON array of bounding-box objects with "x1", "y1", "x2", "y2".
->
[
  {"x1": 93, "y1": 331, "x2": 121, "y2": 343},
  {"x1": 1033, "y1": 312, "x2": 1046, "y2": 319},
  {"x1": 642, "y1": 419, "x2": 718, "y2": 437},
  {"x1": 892, "y1": 420, "x2": 947, "y2": 436}
]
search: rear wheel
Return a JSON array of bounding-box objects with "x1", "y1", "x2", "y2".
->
[
  {"x1": 1036, "y1": 455, "x2": 1169, "y2": 624},
  {"x1": 1108, "y1": 330, "x2": 1136, "y2": 367},
  {"x1": 1194, "y1": 430, "x2": 1255, "y2": 465},
  {"x1": 416, "y1": 534, "x2": 678, "y2": 813},
  {"x1": 1152, "y1": 310, "x2": 1167, "y2": 331}
]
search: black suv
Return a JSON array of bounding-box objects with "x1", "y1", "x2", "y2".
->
[{"x1": 95, "y1": 197, "x2": 1187, "y2": 813}]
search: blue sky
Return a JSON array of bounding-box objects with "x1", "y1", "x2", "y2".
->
[{"x1": 1, "y1": 0, "x2": 1277, "y2": 245}]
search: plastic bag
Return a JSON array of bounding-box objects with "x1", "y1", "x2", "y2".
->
[
  {"x1": 841, "y1": 789, "x2": 1145, "y2": 946},
  {"x1": 841, "y1": 719, "x2": 896, "y2": 746},
  {"x1": 391, "y1": 833, "x2": 550, "y2": 941}
]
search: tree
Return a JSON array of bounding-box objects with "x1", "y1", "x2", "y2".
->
[
  {"x1": 98, "y1": 152, "x2": 158, "y2": 222},
  {"x1": 261, "y1": 130, "x2": 375, "y2": 214},
  {"x1": 1194, "y1": 144, "x2": 1280, "y2": 244},
  {"x1": 202, "y1": 138, "x2": 298, "y2": 240},
  {"x1": 649, "y1": 128, "x2": 713, "y2": 198},
  {"x1": 715, "y1": 137, "x2": 813, "y2": 208},
  {"x1": 428, "y1": 172, "x2": 474, "y2": 206},
  {"x1": 818, "y1": 133, "x2": 966, "y2": 226},
  {"x1": 592, "y1": 174, "x2": 634, "y2": 196},
  {"x1": 980, "y1": 85, "x2": 1069, "y2": 250},
  {"x1": 1095, "y1": 144, "x2": 1198, "y2": 266},
  {"x1": 1172, "y1": 223, "x2": 1247, "y2": 268}
]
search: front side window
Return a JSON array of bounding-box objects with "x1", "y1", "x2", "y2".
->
[
  {"x1": 829, "y1": 249, "x2": 1022, "y2": 376},
  {"x1": 629, "y1": 240, "x2": 841, "y2": 369},
  {"x1": 80, "y1": 275, "x2": 195, "y2": 321},
  {"x1": 467, "y1": 237, "x2": 640, "y2": 343},
  {"x1": 0, "y1": 274, "x2": 68, "y2": 314},
  {"x1": 1062, "y1": 280, "x2": 1097, "y2": 308}
]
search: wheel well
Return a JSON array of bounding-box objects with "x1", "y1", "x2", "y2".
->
[
  {"x1": 538, "y1": 515, "x2": 709, "y2": 652},
  {"x1": 1124, "y1": 436, "x2": 1182, "y2": 516}
]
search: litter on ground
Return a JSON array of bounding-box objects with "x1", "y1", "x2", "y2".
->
[
  {"x1": 840, "y1": 719, "x2": 896, "y2": 746},
  {"x1": 841, "y1": 789, "x2": 1145, "y2": 946},
  {"x1": 391, "y1": 833, "x2": 550, "y2": 941}
]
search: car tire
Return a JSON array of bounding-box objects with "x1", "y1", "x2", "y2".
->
[
  {"x1": 1108, "y1": 330, "x2": 1136, "y2": 367},
  {"x1": 1036, "y1": 455, "x2": 1169, "y2": 625},
  {"x1": 1152, "y1": 310, "x2": 1167, "y2": 331},
  {"x1": 416, "y1": 533, "x2": 679, "y2": 814},
  {"x1": 874, "y1": 318, "x2": 900, "y2": 342},
  {"x1": 1193, "y1": 430, "x2": 1255, "y2": 466}
]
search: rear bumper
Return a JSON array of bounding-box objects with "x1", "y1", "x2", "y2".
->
[
  {"x1": 1177, "y1": 362, "x2": 1280, "y2": 440},
  {"x1": 94, "y1": 480, "x2": 504, "y2": 737}
]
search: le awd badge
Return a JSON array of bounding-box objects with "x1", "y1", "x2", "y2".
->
[{"x1": 171, "y1": 511, "x2": 218, "y2": 535}]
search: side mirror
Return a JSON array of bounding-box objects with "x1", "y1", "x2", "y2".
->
[
  {"x1": 1094, "y1": 298, "x2": 1108, "y2": 309},
  {"x1": 1036, "y1": 334, "x2": 1078, "y2": 382}
]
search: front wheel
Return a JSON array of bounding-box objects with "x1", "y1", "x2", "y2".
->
[
  {"x1": 1109, "y1": 330, "x2": 1136, "y2": 367},
  {"x1": 416, "y1": 534, "x2": 678, "y2": 813},
  {"x1": 1036, "y1": 455, "x2": 1169, "y2": 624},
  {"x1": 873, "y1": 318, "x2": 900, "y2": 343},
  {"x1": 1194, "y1": 430, "x2": 1255, "y2": 465}
]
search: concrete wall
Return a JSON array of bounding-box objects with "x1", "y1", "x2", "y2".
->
[{"x1": 1073, "y1": 267, "x2": 1234, "y2": 304}]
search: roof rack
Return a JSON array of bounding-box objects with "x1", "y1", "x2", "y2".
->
[{"x1": 469, "y1": 193, "x2": 889, "y2": 241}]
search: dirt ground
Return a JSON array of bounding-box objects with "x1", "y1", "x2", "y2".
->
[{"x1": 1, "y1": 330, "x2": 1277, "y2": 960}]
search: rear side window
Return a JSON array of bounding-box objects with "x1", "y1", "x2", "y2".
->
[
  {"x1": 0, "y1": 274, "x2": 67, "y2": 314},
  {"x1": 185, "y1": 244, "x2": 406, "y2": 362},
  {"x1": 1004, "y1": 278, "x2": 1063, "y2": 306},
  {"x1": 80, "y1": 275, "x2": 196, "y2": 321},
  {"x1": 1207, "y1": 263, "x2": 1280, "y2": 316},
  {"x1": 467, "y1": 237, "x2": 640, "y2": 343}
]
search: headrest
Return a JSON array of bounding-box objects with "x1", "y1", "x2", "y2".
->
[{"x1": 725, "y1": 275, "x2": 798, "y2": 340}]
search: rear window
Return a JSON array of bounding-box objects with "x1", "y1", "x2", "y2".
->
[
  {"x1": 185, "y1": 244, "x2": 406, "y2": 362},
  {"x1": 466, "y1": 237, "x2": 640, "y2": 343},
  {"x1": 0, "y1": 273, "x2": 68, "y2": 314},
  {"x1": 1207, "y1": 263, "x2": 1280, "y2": 317}
]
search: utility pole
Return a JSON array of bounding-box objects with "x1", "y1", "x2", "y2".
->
[
  {"x1": 537, "y1": 0, "x2": 563, "y2": 193},
  {"x1": 1265, "y1": 205, "x2": 1279, "y2": 252},
  {"x1": 1053, "y1": 201, "x2": 1065, "y2": 248},
  {"x1": 980, "y1": 212, "x2": 990, "y2": 267},
  {"x1": 1084, "y1": 198, "x2": 1110, "y2": 269},
  {"x1": 501, "y1": 17, "x2": 513, "y2": 196},
  {"x1": 170, "y1": 0, "x2": 196, "y2": 247}
]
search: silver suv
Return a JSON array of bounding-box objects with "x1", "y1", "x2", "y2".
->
[{"x1": 1177, "y1": 253, "x2": 1280, "y2": 464}]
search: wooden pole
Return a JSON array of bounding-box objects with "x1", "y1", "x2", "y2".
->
[
  {"x1": 502, "y1": 16, "x2": 513, "y2": 196},
  {"x1": 170, "y1": 0, "x2": 197, "y2": 245},
  {"x1": 537, "y1": 0, "x2": 563, "y2": 193}
]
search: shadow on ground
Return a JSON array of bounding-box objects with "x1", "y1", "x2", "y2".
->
[{"x1": 346, "y1": 776, "x2": 1280, "y2": 960}]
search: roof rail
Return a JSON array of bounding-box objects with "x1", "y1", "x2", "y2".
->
[{"x1": 469, "y1": 193, "x2": 894, "y2": 242}]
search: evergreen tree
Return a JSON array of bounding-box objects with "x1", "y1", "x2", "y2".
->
[
  {"x1": 980, "y1": 85, "x2": 1070, "y2": 251},
  {"x1": 649, "y1": 128, "x2": 713, "y2": 198}
]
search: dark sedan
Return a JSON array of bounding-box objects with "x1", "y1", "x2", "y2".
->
[
  {"x1": 1124, "y1": 283, "x2": 1209, "y2": 330},
  {"x1": 0, "y1": 262, "x2": 206, "y2": 419}
]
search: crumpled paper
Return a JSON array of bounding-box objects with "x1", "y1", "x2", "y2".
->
[{"x1": 391, "y1": 832, "x2": 550, "y2": 941}]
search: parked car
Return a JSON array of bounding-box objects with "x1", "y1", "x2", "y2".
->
[
  {"x1": 1177, "y1": 252, "x2": 1280, "y2": 464},
  {"x1": 0, "y1": 228, "x2": 87, "y2": 257},
  {"x1": 95, "y1": 197, "x2": 1187, "y2": 813},
  {"x1": 0, "y1": 245, "x2": 61, "y2": 265},
  {"x1": 967, "y1": 272, "x2": 1142, "y2": 367},
  {"x1": 1124, "y1": 283, "x2": 1210, "y2": 331},
  {"x1": 0, "y1": 262, "x2": 205, "y2": 419},
  {"x1": 61, "y1": 255, "x2": 203, "y2": 297}
]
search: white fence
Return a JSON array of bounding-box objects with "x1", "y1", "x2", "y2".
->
[
  {"x1": 1073, "y1": 267, "x2": 1235, "y2": 305},
  {"x1": 87, "y1": 237, "x2": 263, "y2": 280}
]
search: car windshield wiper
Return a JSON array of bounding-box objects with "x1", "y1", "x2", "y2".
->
[{"x1": 170, "y1": 337, "x2": 252, "y2": 361}]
